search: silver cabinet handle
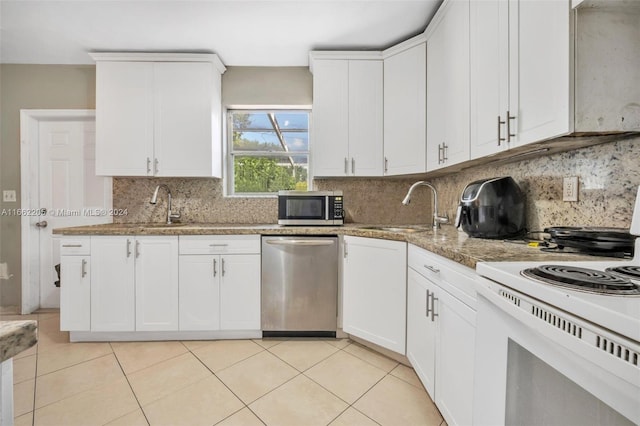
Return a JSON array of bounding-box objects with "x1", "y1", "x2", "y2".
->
[
  {"x1": 35, "y1": 220, "x2": 48, "y2": 228},
  {"x1": 344, "y1": 158, "x2": 348, "y2": 175},
  {"x1": 424, "y1": 265, "x2": 440, "y2": 274},
  {"x1": 351, "y1": 158, "x2": 355, "y2": 174},
  {"x1": 154, "y1": 158, "x2": 159, "y2": 175},
  {"x1": 507, "y1": 110, "x2": 516, "y2": 142},
  {"x1": 497, "y1": 115, "x2": 506, "y2": 146},
  {"x1": 147, "y1": 157, "x2": 151, "y2": 174},
  {"x1": 135, "y1": 240, "x2": 140, "y2": 258},
  {"x1": 384, "y1": 157, "x2": 388, "y2": 173},
  {"x1": 344, "y1": 240, "x2": 348, "y2": 259},
  {"x1": 221, "y1": 258, "x2": 226, "y2": 277},
  {"x1": 81, "y1": 259, "x2": 87, "y2": 278},
  {"x1": 126, "y1": 239, "x2": 132, "y2": 258},
  {"x1": 442, "y1": 143, "x2": 448, "y2": 163},
  {"x1": 62, "y1": 244, "x2": 82, "y2": 248},
  {"x1": 426, "y1": 289, "x2": 438, "y2": 322},
  {"x1": 213, "y1": 258, "x2": 217, "y2": 277},
  {"x1": 209, "y1": 244, "x2": 228, "y2": 247}
]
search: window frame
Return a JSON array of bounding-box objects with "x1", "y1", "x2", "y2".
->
[{"x1": 225, "y1": 108, "x2": 311, "y2": 197}]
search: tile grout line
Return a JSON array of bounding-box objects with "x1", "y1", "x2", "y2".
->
[
  {"x1": 185, "y1": 341, "x2": 268, "y2": 426},
  {"x1": 108, "y1": 341, "x2": 151, "y2": 426}
]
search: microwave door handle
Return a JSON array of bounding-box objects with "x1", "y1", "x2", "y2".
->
[{"x1": 326, "y1": 197, "x2": 329, "y2": 221}]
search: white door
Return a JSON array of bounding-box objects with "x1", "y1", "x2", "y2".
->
[
  {"x1": 36, "y1": 118, "x2": 112, "y2": 308},
  {"x1": 179, "y1": 255, "x2": 221, "y2": 331}
]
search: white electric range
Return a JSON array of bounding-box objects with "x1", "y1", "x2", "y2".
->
[{"x1": 474, "y1": 187, "x2": 640, "y2": 425}]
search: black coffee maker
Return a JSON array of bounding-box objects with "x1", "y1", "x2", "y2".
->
[{"x1": 455, "y1": 176, "x2": 525, "y2": 239}]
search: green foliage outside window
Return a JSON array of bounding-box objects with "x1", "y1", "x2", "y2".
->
[{"x1": 234, "y1": 157, "x2": 308, "y2": 193}]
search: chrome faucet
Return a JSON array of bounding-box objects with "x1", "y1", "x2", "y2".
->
[
  {"x1": 402, "y1": 181, "x2": 449, "y2": 230},
  {"x1": 150, "y1": 184, "x2": 181, "y2": 224}
]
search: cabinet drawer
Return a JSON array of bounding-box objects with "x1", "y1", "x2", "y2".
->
[
  {"x1": 179, "y1": 235, "x2": 260, "y2": 255},
  {"x1": 60, "y1": 237, "x2": 91, "y2": 255},
  {"x1": 408, "y1": 244, "x2": 477, "y2": 308}
]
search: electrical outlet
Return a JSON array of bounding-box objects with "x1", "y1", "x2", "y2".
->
[
  {"x1": 563, "y1": 177, "x2": 579, "y2": 202},
  {"x1": 2, "y1": 190, "x2": 16, "y2": 203}
]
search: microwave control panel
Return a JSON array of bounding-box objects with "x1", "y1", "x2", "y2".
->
[{"x1": 332, "y1": 196, "x2": 344, "y2": 219}]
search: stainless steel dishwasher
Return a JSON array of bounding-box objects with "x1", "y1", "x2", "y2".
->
[{"x1": 261, "y1": 236, "x2": 338, "y2": 337}]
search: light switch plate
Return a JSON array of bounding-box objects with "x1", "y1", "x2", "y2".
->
[
  {"x1": 2, "y1": 190, "x2": 16, "y2": 202},
  {"x1": 563, "y1": 177, "x2": 579, "y2": 202}
]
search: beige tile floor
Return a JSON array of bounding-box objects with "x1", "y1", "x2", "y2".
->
[{"x1": 4, "y1": 311, "x2": 446, "y2": 426}]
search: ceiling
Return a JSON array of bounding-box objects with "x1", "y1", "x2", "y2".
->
[{"x1": 0, "y1": 0, "x2": 442, "y2": 66}]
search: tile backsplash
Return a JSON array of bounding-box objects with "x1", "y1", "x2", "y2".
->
[{"x1": 114, "y1": 135, "x2": 639, "y2": 230}]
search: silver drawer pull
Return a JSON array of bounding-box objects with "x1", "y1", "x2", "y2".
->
[
  {"x1": 81, "y1": 259, "x2": 88, "y2": 278},
  {"x1": 266, "y1": 240, "x2": 335, "y2": 246},
  {"x1": 424, "y1": 265, "x2": 440, "y2": 274},
  {"x1": 209, "y1": 244, "x2": 229, "y2": 247},
  {"x1": 62, "y1": 244, "x2": 82, "y2": 248}
]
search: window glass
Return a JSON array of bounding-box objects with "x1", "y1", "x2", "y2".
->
[{"x1": 228, "y1": 110, "x2": 310, "y2": 195}]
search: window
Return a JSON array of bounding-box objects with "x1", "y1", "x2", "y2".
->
[{"x1": 227, "y1": 110, "x2": 310, "y2": 195}]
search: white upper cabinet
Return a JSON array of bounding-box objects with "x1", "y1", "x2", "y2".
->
[
  {"x1": 310, "y1": 54, "x2": 384, "y2": 177},
  {"x1": 383, "y1": 41, "x2": 427, "y2": 176},
  {"x1": 92, "y1": 53, "x2": 225, "y2": 177},
  {"x1": 426, "y1": 0, "x2": 470, "y2": 171},
  {"x1": 470, "y1": 0, "x2": 571, "y2": 159}
]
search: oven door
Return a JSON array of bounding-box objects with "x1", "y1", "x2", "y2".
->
[{"x1": 473, "y1": 278, "x2": 640, "y2": 425}]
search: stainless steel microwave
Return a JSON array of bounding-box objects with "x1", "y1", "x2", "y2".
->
[{"x1": 278, "y1": 190, "x2": 344, "y2": 226}]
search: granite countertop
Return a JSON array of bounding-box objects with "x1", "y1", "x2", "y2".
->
[
  {"x1": 53, "y1": 223, "x2": 614, "y2": 269},
  {"x1": 0, "y1": 320, "x2": 37, "y2": 363}
]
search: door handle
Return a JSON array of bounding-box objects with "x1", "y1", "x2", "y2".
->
[
  {"x1": 126, "y1": 239, "x2": 132, "y2": 258},
  {"x1": 213, "y1": 258, "x2": 217, "y2": 277},
  {"x1": 266, "y1": 240, "x2": 335, "y2": 246},
  {"x1": 221, "y1": 258, "x2": 226, "y2": 277},
  {"x1": 35, "y1": 220, "x2": 48, "y2": 228},
  {"x1": 135, "y1": 240, "x2": 140, "y2": 258},
  {"x1": 507, "y1": 110, "x2": 517, "y2": 142},
  {"x1": 497, "y1": 115, "x2": 506, "y2": 146},
  {"x1": 81, "y1": 259, "x2": 87, "y2": 278}
]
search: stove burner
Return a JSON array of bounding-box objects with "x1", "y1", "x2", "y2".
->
[
  {"x1": 522, "y1": 265, "x2": 640, "y2": 295},
  {"x1": 606, "y1": 265, "x2": 640, "y2": 281}
]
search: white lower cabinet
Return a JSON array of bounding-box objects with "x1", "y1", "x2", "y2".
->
[
  {"x1": 60, "y1": 237, "x2": 91, "y2": 331},
  {"x1": 342, "y1": 236, "x2": 407, "y2": 354},
  {"x1": 407, "y1": 244, "x2": 476, "y2": 426},
  {"x1": 90, "y1": 236, "x2": 178, "y2": 332},
  {"x1": 134, "y1": 236, "x2": 179, "y2": 331},
  {"x1": 90, "y1": 236, "x2": 136, "y2": 331},
  {"x1": 178, "y1": 235, "x2": 261, "y2": 331}
]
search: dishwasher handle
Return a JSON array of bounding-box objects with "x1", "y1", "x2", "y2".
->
[{"x1": 265, "y1": 239, "x2": 336, "y2": 247}]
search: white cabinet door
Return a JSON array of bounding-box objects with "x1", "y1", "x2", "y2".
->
[
  {"x1": 91, "y1": 237, "x2": 135, "y2": 332},
  {"x1": 470, "y1": 0, "x2": 510, "y2": 159},
  {"x1": 220, "y1": 254, "x2": 261, "y2": 330},
  {"x1": 383, "y1": 43, "x2": 427, "y2": 176},
  {"x1": 471, "y1": 0, "x2": 571, "y2": 158},
  {"x1": 135, "y1": 236, "x2": 179, "y2": 331},
  {"x1": 179, "y1": 255, "x2": 220, "y2": 331},
  {"x1": 406, "y1": 268, "x2": 436, "y2": 397},
  {"x1": 426, "y1": 0, "x2": 470, "y2": 171},
  {"x1": 311, "y1": 60, "x2": 349, "y2": 177},
  {"x1": 348, "y1": 60, "x2": 384, "y2": 176},
  {"x1": 95, "y1": 61, "x2": 154, "y2": 176},
  {"x1": 510, "y1": 0, "x2": 571, "y2": 147},
  {"x1": 60, "y1": 255, "x2": 91, "y2": 331},
  {"x1": 153, "y1": 62, "x2": 215, "y2": 177},
  {"x1": 343, "y1": 236, "x2": 407, "y2": 354},
  {"x1": 435, "y1": 286, "x2": 476, "y2": 426}
]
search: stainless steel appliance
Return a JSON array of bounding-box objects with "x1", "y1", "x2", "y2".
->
[
  {"x1": 277, "y1": 190, "x2": 344, "y2": 226},
  {"x1": 455, "y1": 176, "x2": 525, "y2": 239},
  {"x1": 474, "y1": 187, "x2": 640, "y2": 425},
  {"x1": 261, "y1": 236, "x2": 338, "y2": 337}
]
